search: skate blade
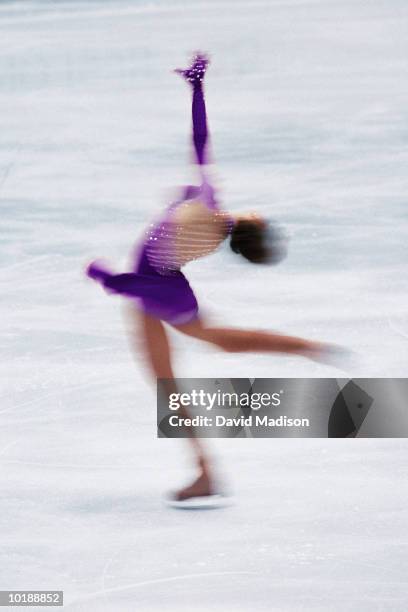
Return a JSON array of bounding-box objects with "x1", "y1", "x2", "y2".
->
[{"x1": 164, "y1": 494, "x2": 232, "y2": 510}]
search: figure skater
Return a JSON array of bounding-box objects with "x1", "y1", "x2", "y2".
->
[{"x1": 87, "y1": 53, "x2": 340, "y2": 505}]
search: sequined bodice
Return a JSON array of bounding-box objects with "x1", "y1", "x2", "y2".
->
[{"x1": 144, "y1": 197, "x2": 229, "y2": 275}]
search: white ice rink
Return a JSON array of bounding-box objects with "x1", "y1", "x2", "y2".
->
[{"x1": 1, "y1": 1, "x2": 408, "y2": 610}]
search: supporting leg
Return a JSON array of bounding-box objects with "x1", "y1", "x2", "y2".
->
[{"x1": 133, "y1": 311, "x2": 214, "y2": 500}]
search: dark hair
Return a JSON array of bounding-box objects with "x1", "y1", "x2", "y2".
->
[{"x1": 230, "y1": 220, "x2": 286, "y2": 265}]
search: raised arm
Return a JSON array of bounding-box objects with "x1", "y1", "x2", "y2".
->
[
  {"x1": 176, "y1": 53, "x2": 210, "y2": 168},
  {"x1": 176, "y1": 53, "x2": 219, "y2": 208}
]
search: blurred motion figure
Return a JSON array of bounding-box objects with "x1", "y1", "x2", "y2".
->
[{"x1": 87, "y1": 53, "x2": 338, "y2": 505}]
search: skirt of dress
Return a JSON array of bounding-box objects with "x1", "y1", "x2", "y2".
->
[{"x1": 100, "y1": 246, "x2": 199, "y2": 326}]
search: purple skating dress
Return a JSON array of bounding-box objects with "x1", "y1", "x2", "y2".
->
[{"x1": 88, "y1": 183, "x2": 232, "y2": 324}]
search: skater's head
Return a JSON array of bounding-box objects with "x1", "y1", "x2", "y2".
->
[{"x1": 230, "y1": 214, "x2": 287, "y2": 265}]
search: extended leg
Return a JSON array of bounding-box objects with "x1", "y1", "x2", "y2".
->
[{"x1": 172, "y1": 317, "x2": 336, "y2": 363}]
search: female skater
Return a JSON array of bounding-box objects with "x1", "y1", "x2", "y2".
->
[{"x1": 87, "y1": 53, "x2": 336, "y2": 505}]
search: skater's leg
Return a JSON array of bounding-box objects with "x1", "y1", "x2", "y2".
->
[
  {"x1": 172, "y1": 317, "x2": 330, "y2": 361},
  {"x1": 134, "y1": 311, "x2": 214, "y2": 499}
]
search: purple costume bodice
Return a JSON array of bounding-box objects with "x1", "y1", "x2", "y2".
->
[{"x1": 140, "y1": 180, "x2": 232, "y2": 276}]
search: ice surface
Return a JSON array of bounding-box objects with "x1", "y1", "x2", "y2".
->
[{"x1": 1, "y1": 1, "x2": 408, "y2": 610}]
